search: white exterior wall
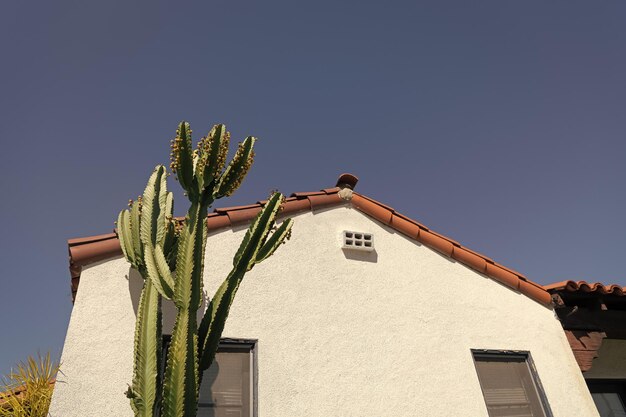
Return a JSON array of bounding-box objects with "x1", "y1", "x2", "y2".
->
[
  {"x1": 50, "y1": 205, "x2": 599, "y2": 417},
  {"x1": 49, "y1": 255, "x2": 137, "y2": 417}
]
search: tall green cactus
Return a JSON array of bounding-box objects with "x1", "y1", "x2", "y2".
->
[{"x1": 117, "y1": 121, "x2": 293, "y2": 417}]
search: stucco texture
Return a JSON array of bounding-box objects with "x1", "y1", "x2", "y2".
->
[{"x1": 49, "y1": 205, "x2": 599, "y2": 416}]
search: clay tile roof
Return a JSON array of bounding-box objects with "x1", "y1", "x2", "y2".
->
[
  {"x1": 0, "y1": 379, "x2": 55, "y2": 408},
  {"x1": 544, "y1": 280, "x2": 626, "y2": 296},
  {"x1": 66, "y1": 174, "x2": 552, "y2": 306}
]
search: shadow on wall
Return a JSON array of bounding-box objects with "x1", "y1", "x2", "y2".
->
[
  {"x1": 341, "y1": 248, "x2": 378, "y2": 263},
  {"x1": 198, "y1": 360, "x2": 220, "y2": 414},
  {"x1": 128, "y1": 267, "x2": 206, "y2": 335}
]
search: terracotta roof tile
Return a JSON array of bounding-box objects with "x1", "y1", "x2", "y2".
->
[
  {"x1": 451, "y1": 247, "x2": 487, "y2": 274},
  {"x1": 351, "y1": 194, "x2": 393, "y2": 225},
  {"x1": 67, "y1": 233, "x2": 117, "y2": 246},
  {"x1": 215, "y1": 203, "x2": 261, "y2": 213},
  {"x1": 544, "y1": 280, "x2": 626, "y2": 296},
  {"x1": 0, "y1": 379, "x2": 55, "y2": 408},
  {"x1": 226, "y1": 206, "x2": 262, "y2": 226},
  {"x1": 280, "y1": 198, "x2": 311, "y2": 215},
  {"x1": 291, "y1": 190, "x2": 327, "y2": 197},
  {"x1": 69, "y1": 235, "x2": 122, "y2": 266},
  {"x1": 66, "y1": 174, "x2": 553, "y2": 306},
  {"x1": 485, "y1": 262, "x2": 520, "y2": 290},
  {"x1": 307, "y1": 192, "x2": 343, "y2": 210},
  {"x1": 461, "y1": 246, "x2": 493, "y2": 264},
  {"x1": 389, "y1": 213, "x2": 421, "y2": 239},
  {"x1": 417, "y1": 229, "x2": 454, "y2": 257},
  {"x1": 429, "y1": 230, "x2": 460, "y2": 247},
  {"x1": 206, "y1": 213, "x2": 232, "y2": 231}
]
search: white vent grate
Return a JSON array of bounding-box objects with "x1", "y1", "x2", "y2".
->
[{"x1": 342, "y1": 230, "x2": 374, "y2": 252}]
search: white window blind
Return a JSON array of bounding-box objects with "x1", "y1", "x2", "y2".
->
[
  {"x1": 197, "y1": 343, "x2": 253, "y2": 417},
  {"x1": 474, "y1": 353, "x2": 549, "y2": 417}
]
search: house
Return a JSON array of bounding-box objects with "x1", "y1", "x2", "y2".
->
[{"x1": 49, "y1": 174, "x2": 604, "y2": 416}]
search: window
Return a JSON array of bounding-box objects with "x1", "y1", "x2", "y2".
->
[
  {"x1": 472, "y1": 350, "x2": 551, "y2": 417},
  {"x1": 163, "y1": 338, "x2": 256, "y2": 417},
  {"x1": 587, "y1": 380, "x2": 626, "y2": 417}
]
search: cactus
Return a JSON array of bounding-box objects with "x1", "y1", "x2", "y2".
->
[
  {"x1": 117, "y1": 121, "x2": 293, "y2": 417},
  {"x1": 118, "y1": 166, "x2": 177, "y2": 417}
]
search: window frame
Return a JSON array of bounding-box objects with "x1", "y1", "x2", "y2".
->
[
  {"x1": 471, "y1": 349, "x2": 553, "y2": 417},
  {"x1": 162, "y1": 336, "x2": 258, "y2": 417}
]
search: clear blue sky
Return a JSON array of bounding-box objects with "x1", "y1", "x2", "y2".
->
[{"x1": 1, "y1": 1, "x2": 625, "y2": 376}]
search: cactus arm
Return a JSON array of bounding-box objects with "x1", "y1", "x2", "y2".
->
[
  {"x1": 233, "y1": 192, "x2": 283, "y2": 270},
  {"x1": 156, "y1": 168, "x2": 168, "y2": 245},
  {"x1": 197, "y1": 267, "x2": 245, "y2": 372},
  {"x1": 198, "y1": 124, "x2": 229, "y2": 191},
  {"x1": 198, "y1": 193, "x2": 292, "y2": 371},
  {"x1": 154, "y1": 245, "x2": 175, "y2": 293},
  {"x1": 144, "y1": 246, "x2": 174, "y2": 300},
  {"x1": 140, "y1": 166, "x2": 167, "y2": 248},
  {"x1": 161, "y1": 307, "x2": 198, "y2": 417},
  {"x1": 117, "y1": 209, "x2": 137, "y2": 268},
  {"x1": 170, "y1": 121, "x2": 195, "y2": 195},
  {"x1": 172, "y1": 202, "x2": 208, "y2": 310},
  {"x1": 253, "y1": 218, "x2": 294, "y2": 265},
  {"x1": 162, "y1": 200, "x2": 209, "y2": 417},
  {"x1": 130, "y1": 199, "x2": 143, "y2": 265},
  {"x1": 165, "y1": 191, "x2": 174, "y2": 223},
  {"x1": 127, "y1": 278, "x2": 161, "y2": 417},
  {"x1": 137, "y1": 166, "x2": 176, "y2": 299},
  {"x1": 214, "y1": 136, "x2": 256, "y2": 198},
  {"x1": 118, "y1": 164, "x2": 181, "y2": 416}
]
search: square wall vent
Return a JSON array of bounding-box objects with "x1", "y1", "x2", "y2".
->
[{"x1": 342, "y1": 230, "x2": 374, "y2": 252}]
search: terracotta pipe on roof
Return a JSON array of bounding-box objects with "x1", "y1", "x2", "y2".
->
[{"x1": 336, "y1": 173, "x2": 359, "y2": 190}]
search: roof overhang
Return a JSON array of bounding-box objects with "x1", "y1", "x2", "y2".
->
[{"x1": 545, "y1": 280, "x2": 626, "y2": 373}]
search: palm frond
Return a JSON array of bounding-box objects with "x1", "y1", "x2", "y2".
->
[{"x1": 0, "y1": 353, "x2": 58, "y2": 417}]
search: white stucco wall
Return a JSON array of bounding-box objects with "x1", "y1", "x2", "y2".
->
[
  {"x1": 50, "y1": 205, "x2": 599, "y2": 416},
  {"x1": 48, "y1": 255, "x2": 137, "y2": 417}
]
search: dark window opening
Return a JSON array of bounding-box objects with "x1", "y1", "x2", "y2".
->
[{"x1": 587, "y1": 380, "x2": 626, "y2": 417}]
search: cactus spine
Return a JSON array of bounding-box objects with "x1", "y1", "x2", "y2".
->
[{"x1": 117, "y1": 121, "x2": 293, "y2": 417}]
